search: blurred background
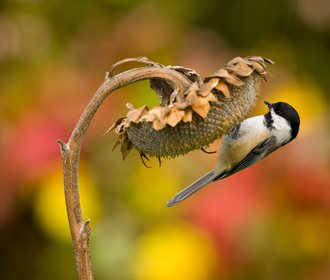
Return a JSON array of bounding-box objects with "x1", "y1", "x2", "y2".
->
[{"x1": 1, "y1": 0, "x2": 330, "y2": 279}]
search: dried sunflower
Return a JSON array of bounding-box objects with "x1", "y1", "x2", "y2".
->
[{"x1": 107, "y1": 56, "x2": 274, "y2": 161}]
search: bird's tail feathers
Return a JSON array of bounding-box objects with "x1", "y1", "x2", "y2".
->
[{"x1": 167, "y1": 169, "x2": 226, "y2": 207}]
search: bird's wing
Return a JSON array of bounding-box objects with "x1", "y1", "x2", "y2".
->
[
  {"x1": 221, "y1": 136, "x2": 276, "y2": 179},
  {"x1": 167, "y1": 169, "x2": 224, "y2": 207},
  {"x1": 167, "y1": 136, "x2": 276, "y2": 207}
]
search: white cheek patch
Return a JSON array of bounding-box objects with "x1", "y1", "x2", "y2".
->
[{"x1": 270, "y1": 109, "x2": 292, "y2": 144}]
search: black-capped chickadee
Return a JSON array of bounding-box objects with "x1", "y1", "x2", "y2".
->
[{"x1": 167, "y1": 101, "x2": 300, "y2": 207}]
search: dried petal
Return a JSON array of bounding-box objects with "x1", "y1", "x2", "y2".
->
[
  {"x1": 192, "y1": 96, "x2": 211, "y2": 118},
  {"x1": 215, "y1": 81, "x2": 231, "y2": 98},
  {"x1": 150, "y1": 106, "x2": 170, "y2": 121},
  {"x1": 226, "y1": 56, "x2": 245, "y2": 65},
  {"x1": 127, "y1": 105, "x2": 149, "y2": 123},
  {"x1": 153, "y1": 119, "x2": 166, "y2": 130},
  {"x1": 226, "y1": 62, "x2": 253, "y2": 77},
  {"x1": 205, "y1": 69, "x2": 244, "y2": 87},
  {"x1": 249, "y1": 61, "x2": 267, "y2": 75},
  {"x1": 149, "y1": 106, "x2": 170, "y2": 130},
  {"x1": 224, "y1": 75, "x2": 244, "y2": 86},
  {"x1": 183, "y1": 82, "x2": 199, "y2": 96},
  {"x1": 252, "y1": 57, "x2": 264, "y2": 64},
  {"x1": 206, "y1": 93, "x2": 218, "y2": 103},
  {"x1": 182, "y1": 109, "x2": 193, "y2": 122},
  {"x1": 206, "y1": 68, "x2": 231, "y2": 80},
  {"x1": 247, "y1": 56, "x2": 265, "y2": 65},
  {"x1": 184, "y1": 89, "x2": 198, "y2": 105},
  {"x1": 245, "y1": 57, "x2": 274, "y2": 75},
  {"x1": 172, "y1": 101, "x2": 190, "y2": 110},
  {"x1": 166, "y1": 107, "x2": 185, "y2": 127},
  {"x1": 199, "y1": 78, "x2": 219, "y2": 96},
  {"x1": 262, "y1": 57, "x2": 275, "y2": 65},
  {"x1": 126, "y1": 103, "x2": 135, "y2": 110},
  {"x1": 140, "y1": 113, "x2": 155, "y2": 122}
]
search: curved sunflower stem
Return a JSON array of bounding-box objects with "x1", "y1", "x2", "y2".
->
[{"x1": 57, "y1": 65, "x2": 191, "y2": 279}]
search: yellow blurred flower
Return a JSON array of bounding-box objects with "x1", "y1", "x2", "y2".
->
[
  {"x1": 297, "y1": 212, "x2": 330, "y2": 258},
  {"x1": 128, "y1": 162, "x2": 182, "y2": 217},
  {"x1": 33, "y1": 163, "x2": 102, "y2": 242},
  {"x1": 131, "y1": 223, "x2": 219, "y2": 280}
]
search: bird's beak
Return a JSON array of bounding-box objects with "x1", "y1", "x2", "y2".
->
[{"x1": 264, "y1": 101, "x2": 273, "y2": 109}]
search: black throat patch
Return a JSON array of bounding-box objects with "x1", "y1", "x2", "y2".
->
[{"x1": 264, "y1": 112, "x2": 274, "y2": 129}]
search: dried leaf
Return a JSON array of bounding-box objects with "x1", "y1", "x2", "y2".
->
[
  {"x1": 166, "y1": 107, "x2": 185, "y2": 127},
  {"x1": 115, "y1": 121, "x2": 129, "y2": 134},
  {"x1": 104, "y1": 117, "x2": 125, "y2": 135},
  {"x1": 119, "y1": 133, "x2": 133, "y2": 160},
  {"x1": 112, "y1": 139, "x2": 120, "y2": 151}
]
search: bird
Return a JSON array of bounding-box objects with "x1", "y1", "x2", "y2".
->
[{"x1": 167, "y1": 101, "x2": 300, "y2": 207}]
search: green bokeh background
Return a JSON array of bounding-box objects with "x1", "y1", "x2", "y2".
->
[{"x1": 1, "y1": 0, "x2": 330, "y2": 279}]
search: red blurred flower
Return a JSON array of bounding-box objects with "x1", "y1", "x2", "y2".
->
[{"x1": 185, "y1": 167, "x2": 267, "y2": 263}]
